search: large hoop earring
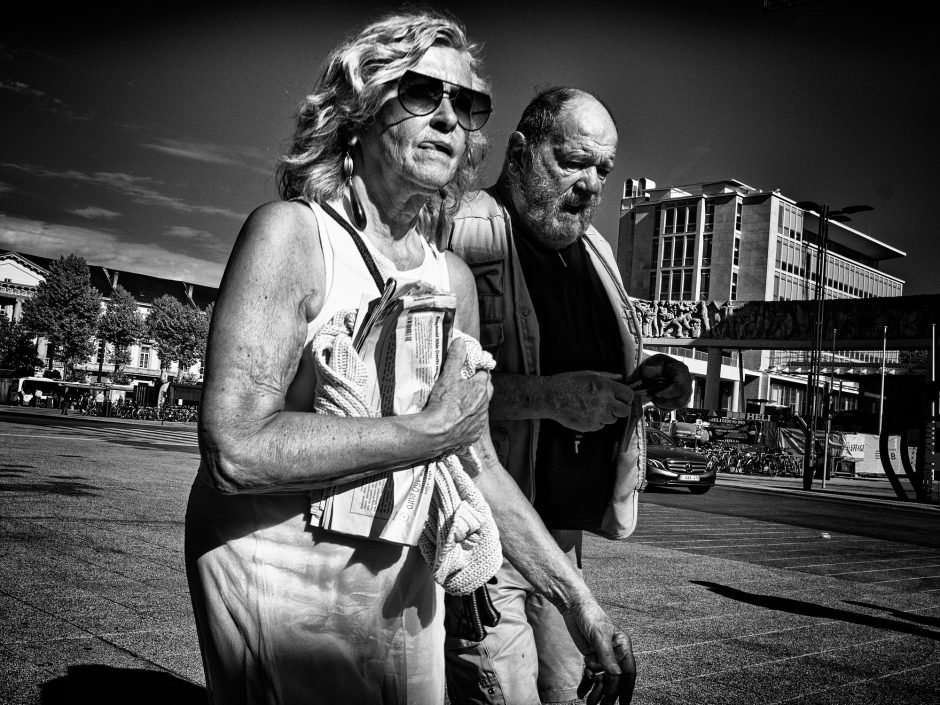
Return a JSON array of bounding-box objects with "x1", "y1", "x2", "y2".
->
[{"x1": 343, "y1": 137, "x2": 367, "y2": 230}]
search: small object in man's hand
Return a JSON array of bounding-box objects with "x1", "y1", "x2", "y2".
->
[{"x1": 627, "y1": 353, "x2": 692, "y2": 410}]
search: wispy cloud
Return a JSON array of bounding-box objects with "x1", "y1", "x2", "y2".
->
[
  {"x1": 143, "y1": 138, "x2": 271, "y2": 174},
  {"x1": 69, "y1": 206, "x2": 121, "y2": 220},
  {"x1": 165, "y1": 225, "x2": 214, "y2": 240},
  {"x1": 1, "y1": 163, "x2": 246, "y2": 220},
  {"x1": 0, "y1": 79, "x2": 92, "y2": 122},
  {"x1": 0, "y1": 215, "x2": 226, "y2": 287}
]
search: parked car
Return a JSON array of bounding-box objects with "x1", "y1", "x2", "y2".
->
[{"x1": 645, "y1": 427, "x2": 715, "y2": 494}]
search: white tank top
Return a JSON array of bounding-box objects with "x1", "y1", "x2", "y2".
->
[{"x1": 305, "y1": 199, "x2": 451, "y2": 337}]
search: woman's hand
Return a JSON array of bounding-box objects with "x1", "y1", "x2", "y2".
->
[{"x1": 422, "y1": 338, "x2": 493, "y2": 455}]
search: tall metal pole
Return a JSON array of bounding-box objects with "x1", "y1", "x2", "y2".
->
[
  {"x1": 829, "y1": 328, "x2": 837, "y2": 400},
  {"x1": 803, "y1": 204, "x2": 829, "y2": 490},
  {"x1": 822, "y1": 327, "x2": 836, "y2": 488},
  {"x1": 929, "y1": 323, "x2": 937, "y2": 500},
  {"x1": 878, "y1": 325, "x2": 887, "y2": 436}
]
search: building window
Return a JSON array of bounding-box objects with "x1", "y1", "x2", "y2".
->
[
  {"x1": 704, "y1": 202, "x2": 715, "y2": 233},
  {"x1": 672, "y1": 235, "x2": 684, "y2": 267},
  {"x1": 658, "y1": 269, "x2": 696, "y2": 301},
  {"x1": 731, "y1": 271, "x2": 738, "y2": 300},
  {"x1": 701, "y1": 233, "x2": 713, "y2": 267},
  {"x1": 659, "y1": 201, "x2": 697, "y2": 235},
  {"x1": 733, "y1": 235, "x2": 741, "y2": 267},
  {"x1": 139, "y1": 346, "x2": 151, "y2": 369},
  {"x1": 664, "y1": 207, "x2": 675, "y2": 234},
  {"x1": 735, "y1": 201, "x2": 743, "y2": 231},
  {"x1": 699, "y1": 269, "x2": 710, "y2": 300},
  {"x1": 779, "y1": 203, "x2": 803, "y2": 240},
  {"x1": 649, "y1": 272, "x2": 657, "y2": 299}
]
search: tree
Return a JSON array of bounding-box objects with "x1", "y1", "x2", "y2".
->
[
  {"x1": 97, "y1": 284, "x2": 145, "y2": 383},
  {"x1": 19, "y1": 254, "x2": 101, "y2": 380},
  {"x1": 146, "y1": 295, "x2": 185, "y2": 381},
  {"x1": 178, "y1": 302, "x2": 212, "y2": 380},
  {"x1": 0, "y1": 311, "x2": 42, "y2": 375},
  {"x1": 146, "y1": 296, "x2": 212, "y2": 382}
]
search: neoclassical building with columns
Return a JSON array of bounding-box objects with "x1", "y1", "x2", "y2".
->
[{"x1": 1, "y1": 250, "x2": 217, "y2": 395}]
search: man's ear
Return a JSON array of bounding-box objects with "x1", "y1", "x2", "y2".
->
[{"x1": 506, "y1": 131, "x2": 526, "y2": 169}]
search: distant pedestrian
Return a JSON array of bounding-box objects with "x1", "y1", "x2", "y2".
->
[{"x1": 60, "y1": 393, "x2": 69, "y2": 415}]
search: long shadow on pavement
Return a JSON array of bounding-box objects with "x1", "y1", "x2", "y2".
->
[
  {"x1": 843, "y1": 599, "x2": 940, "y2": 628},
  {"x1": 692, "y1": 581, "x2": 940, "y2": 641},
  {"x1": 41, "y1": 665, "x2": 206, "y2": 705}
]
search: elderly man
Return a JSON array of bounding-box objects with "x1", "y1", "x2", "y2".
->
[{"x1": 443, "y1": 87, "x2": 689, "y2": 704}]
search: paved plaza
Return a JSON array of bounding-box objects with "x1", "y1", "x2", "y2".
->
[{"x1": 1, "y1": 406, "x2": 939, "y2": 704}]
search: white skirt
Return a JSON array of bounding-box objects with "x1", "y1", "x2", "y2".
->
[{"x1": 185, "y1": 476, "x2": 445, "y2": 705}]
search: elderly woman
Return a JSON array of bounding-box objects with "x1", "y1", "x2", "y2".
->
[{"x1": 185, "y1": 9, "x2": 635, "y2": 705}]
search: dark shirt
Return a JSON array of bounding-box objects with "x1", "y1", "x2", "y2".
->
[{"x1": 509, "y1": 205, "x2": 626, "y2": 529}]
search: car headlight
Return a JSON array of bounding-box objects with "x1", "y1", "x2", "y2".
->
[{"x1": 647, "y1": 459, "x2": 666, "y2": 470}]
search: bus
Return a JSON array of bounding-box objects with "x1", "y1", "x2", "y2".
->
[
  {"x1": 2, "y1": 376, "x2": 65, "y2": 407},
  {"x1": 2, "y1": 376, "x2": 134, "y2": 408}
]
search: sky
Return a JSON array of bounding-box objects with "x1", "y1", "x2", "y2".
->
[{"x1": 1, "y1": 0, "x2": 936, "y2": 293}]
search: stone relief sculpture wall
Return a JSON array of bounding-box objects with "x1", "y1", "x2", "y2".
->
[{"x1": 633, "y1": 295, "x2": 940, "y2": 343}]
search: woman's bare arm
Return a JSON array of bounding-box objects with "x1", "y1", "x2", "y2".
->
[{"x1": 198, "y1": 203, "x2": 490, "y2": 494}]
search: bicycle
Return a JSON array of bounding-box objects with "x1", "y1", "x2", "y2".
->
[
  {"x1": 705, "y1": 446, "x2": 744, "y2": 474},
  {"x1": 771, "y1": 453, "x2": 802, "y2": 477}
]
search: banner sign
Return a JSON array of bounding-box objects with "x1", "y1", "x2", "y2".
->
[
  {"x1": 842, "y1": 434, "x2": 918, "y2": 475},
  {"x1": 776, "y1": 428, "x2": 845, "y2": 457},
  {"x1": 840, "y1": 434, "x2": 867, "y2": 461},
  {"x1": 707, "y1": 417, "x2": 762, "y2": 445}
]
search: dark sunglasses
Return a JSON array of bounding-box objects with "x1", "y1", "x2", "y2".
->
[{"x1": 396, "y1": 70, "x2": 492, "y2": 132}]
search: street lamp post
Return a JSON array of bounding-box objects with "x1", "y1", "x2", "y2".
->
[{"x1": 795, "y1": 200, "x2": 873, "y2": 491}]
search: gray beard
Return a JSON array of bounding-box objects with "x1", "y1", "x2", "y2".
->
[{"x1": 509, "y1": 162, "x2": 600, "y2": 250}]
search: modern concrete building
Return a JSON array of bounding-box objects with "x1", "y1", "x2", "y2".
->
[
  {"x1": 0, "y1": 251, "x2": 217, "y2": 395},
  {"x1": 617, "y1": 178, "x2": 906, "y2": 413}
]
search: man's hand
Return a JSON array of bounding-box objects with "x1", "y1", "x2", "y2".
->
[
  {"x1": 423, "y1": 338, "x2": 493, "y2": 455},
  {"x1": 563, "y1": 598, "x2": 637, "y2": 704},
  {"x1": 544, "y1": 371, "x2": 634, "y2": 432}
]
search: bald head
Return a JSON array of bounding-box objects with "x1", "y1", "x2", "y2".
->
[{"x1": 511, "y1": 86, "x2": 617, "y2": 154}]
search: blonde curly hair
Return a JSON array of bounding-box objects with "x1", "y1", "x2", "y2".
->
[{"x1": 276, "y1": 7, "x2": 489, "y2": 222}]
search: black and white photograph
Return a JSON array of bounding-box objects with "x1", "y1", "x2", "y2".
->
[{"x1": 1, "y1": 2, "x2": 938, "y2": 704}]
